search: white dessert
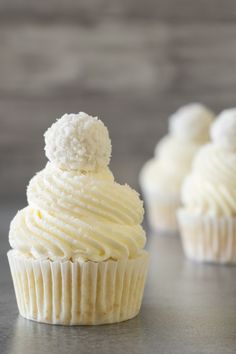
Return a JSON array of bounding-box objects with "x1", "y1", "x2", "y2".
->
[
  {"x1": 178, "y1": 108, "x2": 236, "y2": 263},
  {"x1": 8, "y1": 112, "x2": 149, "y2": 325},
  {"x1": 182, "y1": 108, "x2": 236, "y2": 217},
  {"x1": 140, "y1": 103, "x2": 215, "y2": 232}
]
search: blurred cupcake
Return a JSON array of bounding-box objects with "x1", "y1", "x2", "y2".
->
[
  {"x1": 178, "y1": 109, "x2": 236, "y2": 264},
  {"x1": 140, "y1": 103, "x2": 215, "y2": 233},
  {"x1": 8, "y1": 112, "x2": 149, "y2": 325}
]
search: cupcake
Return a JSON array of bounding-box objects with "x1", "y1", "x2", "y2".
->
[
  {"x1": 8, "y1": 112, "x2": 149, "y2": 325},
  {"x1": 140, "y1": 103, "x2": 215, "y2": 233},
  {"x1": 178, "y1": 109, "x2": 236, "y2": 264}
]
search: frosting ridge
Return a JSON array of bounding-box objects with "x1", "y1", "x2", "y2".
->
[{"x1": 181, "y1": 144, "x2": 236, "y2": 216}]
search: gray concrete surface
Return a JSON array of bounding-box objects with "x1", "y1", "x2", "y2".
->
[{"x1": 1, "y1": 205, "x2": 236, "y2": 354}]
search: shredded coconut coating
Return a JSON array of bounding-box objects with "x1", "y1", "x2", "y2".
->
[
  {"x1": 169, "y1": 103, "x2": 215, "y2": 143},
  {"x1": 211, "y1": 108, "x2": 236, "y2": 151},
  {"x1": 44, "y1": 112, "x2": 112, "y2": 171}
]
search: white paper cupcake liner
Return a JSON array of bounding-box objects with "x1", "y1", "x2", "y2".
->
[
  {"x1": 8, "y1": 250, "x2": 149, "y2": 325},
  {"x1": 178, "y1": 209, "x2": 236, "y2": 264},
  {"x1": 144, "y1": 191, "x2": 180, "y2": 233}
]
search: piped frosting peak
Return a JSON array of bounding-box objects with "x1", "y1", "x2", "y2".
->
[{"x1": 169, "y1": 103, "x2": 215, "y2": 143}]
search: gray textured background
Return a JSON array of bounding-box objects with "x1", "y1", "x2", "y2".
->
[{"x1": 1, "y1": 0, "x2": 236, "y2": 202}]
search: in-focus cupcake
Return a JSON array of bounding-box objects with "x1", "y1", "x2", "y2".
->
[
  {"x1": 178, "y1": 109, "x2": 236, "y2": 264},
  {"x1": 140, "y1": 103, "x2": 215, "y2": 233},
  {"x1": 8, "y1": 112, "x2": 149, "y2": 325}
]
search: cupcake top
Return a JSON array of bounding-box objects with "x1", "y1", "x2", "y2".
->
[
  {"x1": 44, "y1": 112, "x2": 112, "y2": 171},
  {"x1": 169, "y1": 103, "x2": 214, "y2": 143},
  {"x1": 9, "y1": 112, "x2": 146, "y2": 262},
  {"x1": 211, "y1": 108, "x2": 236, "y2": 151},
  {"x1": 140, "y1": 103, "x2": 215, "y2": 197},
  {"x1": 182, "y1": 108, "x2": 236, "y2": 216}
]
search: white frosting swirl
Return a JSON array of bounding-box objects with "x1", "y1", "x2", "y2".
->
[
  {"x1": 211, "y1": 108, "x2": 236, "y2": 151},
  {"x1": 169, "y1": 103, "x2": 215, "y2": 143},
  {"x1": 140, "y1": 104, "x2": 215, "y2": 198},
  {"x1": 9, "y1": 163, "x2": 145, "y2": 261},
  {"x1": 182, "y1": 144, "x2": 236, "y2": 216},
  {"x1": 140, "y1": 137, "x2": 200, "y2": 196},
  {"x1": 44, "y1": 112, "x2": 111, "y2": 171}
]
